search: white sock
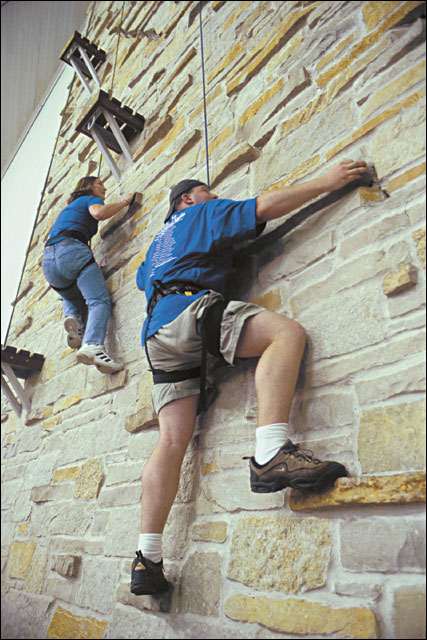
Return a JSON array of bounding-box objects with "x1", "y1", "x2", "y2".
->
[
  {"x1": 255, "y1": 423, "x2": 290, "y2": 465},
  {"x1": 138, "y1": 533, "x2": 162, "y2": 563}
]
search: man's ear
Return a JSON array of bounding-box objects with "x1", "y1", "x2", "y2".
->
[{"x1": 181, "y1": 192, "x2": 194, "y2": 205}]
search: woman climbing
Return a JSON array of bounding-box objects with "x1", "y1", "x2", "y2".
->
[{"x1": 42, "y1": 176, "x2": 133, "y2": 373}]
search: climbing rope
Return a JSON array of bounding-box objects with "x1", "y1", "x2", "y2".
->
[{"x1": 198, "y1": 4, "x2": 211, "y2": 188}]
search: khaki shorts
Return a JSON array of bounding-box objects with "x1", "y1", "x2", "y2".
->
[{"x1": 146, "y1": 290, "x2": 265, "y2": 414}]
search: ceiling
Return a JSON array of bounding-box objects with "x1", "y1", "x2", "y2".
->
[{"x1": 1, "y1": 0, "x2": 91, "y2": 175}]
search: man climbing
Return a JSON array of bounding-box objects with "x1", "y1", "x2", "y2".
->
[{"x1": 131, "y1": 159, "x2": 368, "y2": 595}]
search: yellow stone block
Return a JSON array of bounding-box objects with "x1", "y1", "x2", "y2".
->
[
  {"x1": 363, "y1": 0, "x2": 419, "y2": 30},
  {"x1": 250, "y1": 290, "x2": 281, "y2": 311},
  {"x1": 316, "y1": 34, "x2": 354, "y2": 72},
  {"x1": 208, "y1": 125, "x2": 234, "y2": 155},
  {"x1": 47, "y1": 606, "x2": 108, "y2": 639},
  {"x1": 8, "y1": 541, "x2": 37, "y2": 579},
  {"x1": 190, "y1": 85, "x2": 222, "y2": 121},
  {"x1": 74, "y1": 458, "x2": 104, "y2": 500},
  {"x1": 385, "y1": 162, "x2": 426, "y2": 192},
  {"x1": 17, "y1": 522, "x2": 30, "y2": 536},
  {"x1": 41, "y1": 415, "x2": 62, "y2": 431},
  {"x1": 201, "y1": 462, "x2": 220, "y2": 475},
  {"x1": 52, "y1": 466, "x2": 81, "y2": 483},
  {"x1": 383, "y1": 263, "x2": 418, "y2": 296},
  {"x1": 238, "y1": 78, "x2": 284, "y2": 128},
  {"x1": 192, "y1": 521, "x2": 228, "y2": 543},
  {"x1": 207, "y1": 42, "x2": 245, "y2": 83},
  {"x1": 289, "y1": 472, "x2": 426, "y2": 511},
  {"x1": 146, "y1": 115, "x2": 185, "y2": 160},
  {"x1": 53, "y1": 394, "x2": 82, "y2": 415},
  {"x1": 267, "y1": 155, "x2": 322, "y2": 191},
  {"x1": 413, "y1": 227, "x2": 426, "y2": 268},
  {"x1": 223, "y1": 2, "x2": 247, "y2": 31},
  {"x1": 326, "y1": 90, "x2": 425, "y2": 160},
  {"x1": 361, "y1": 59, "x2": 426, "y2": 119},
  {"x1": 224, "y1": 595, "x2": 378, "y2": 638},
  {"x1": 318, "y1": 1, "x2": 424, "y2": 87}
]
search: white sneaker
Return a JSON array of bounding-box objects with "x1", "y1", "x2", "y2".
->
[
  {"x1": 64, "y1": 317, "x2": 84, "y2": 349},
  {"x1": 76, "y1": 343, "x2": 123, "y2": 374}
]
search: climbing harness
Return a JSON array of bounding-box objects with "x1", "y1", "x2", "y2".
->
[{"x1": 143, "y1": 282, "x2": 228, "y2": 414}]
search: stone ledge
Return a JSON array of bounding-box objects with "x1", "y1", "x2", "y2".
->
[{"x1": 289, "y1": 472, "x2": 426, "y2": 511}]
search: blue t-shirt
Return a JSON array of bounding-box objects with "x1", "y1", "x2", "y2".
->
[
  {"x1": 48, "y1": 195, "x2": 104, "y2": 243},
  {"x1": 136, "y1": 197, "x2": 265, "y2": 344}
]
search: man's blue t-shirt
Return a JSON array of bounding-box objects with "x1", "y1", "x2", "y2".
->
[
  {"x1": 136, "y1": 197, "x2": 265, "y2": 344},
  {"x1": 48, "y1": 195, "x2": 104, "y2": 243}
]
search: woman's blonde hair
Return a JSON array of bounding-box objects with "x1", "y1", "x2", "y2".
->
[{"x1": 67, "y1": 176, "x2": 98, "y2": 204}]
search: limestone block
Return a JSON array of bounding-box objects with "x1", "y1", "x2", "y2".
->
[
  {"x1": 290, "y1": 472, "x2": 426, "y2": 511},
  {"x1": 295, "y1": 391, "x2": 354, "y2": 432},
  {"x1": 15, "y1": 315, "x2": 32, "y2": 337},
  {"x1": 224, "y1": 595, "x2": 378, "y2": 638},
  {"x1": 339, "y1": 212, "x2": 409, "y2": 260},
  {"x1": 413, "y1": 227, "x2": 426, "y2": 268},
  {"x1": 2, "y1": 591, "x2": 53, "y2": 640},
  {"x1": 104, "y1": 505, "x2": 139, "y2": 557},
  {"x1": 341, "y1": 518, "x2": 426, "y2": 572},
  {"x1": 335, "y1": 580, "x2": 382, "y2": 601},
  {"x1": 386, "y1": 161, "x2": 425, "y2": 193},
  {"x1": 383, "y1": 262, "x2": 418, "y2": 295},
  {"x1": 53, "y1": 554, "x2": 81, "y2": 578},
  {"x1": 180, "y1": 552, "x2": 221, "y2": 616},
  {"x1": 75, "y1": 557, "x2": 120, "y2": 615},
  {"x1": 8, "y1": 541, "x2": 37, "y2": 578},
  {"x1": 47, "y1": 606, "x2": 108, "y2": 639},
  {"x1": 74, "y1": 458, "x2": 104, "y2": 500},
  {"x1": 227, "y1": 515, "x2": 331, "y2": 593},
  {"x1": 25, "y1": 405, "x2": 53, "y2": 425},
  {"x1": 31, "y1": 484, "x2": 73, "y2": 503},
  {"x1": 48, "y1": 504, "x2": 96, "y2": 537},
  {"x1": 393, "y1": 585, "x2": 426, "y2": 640},
  {"x1": 358, "y1": 400, "x2": 425, "y2": 472},
  {"x1": 106, "y1": 603, "x2": 176, "y2": 640},
  {"x1": 192, "y1": 521, "x2": 228, "y2": 543},
  {"x1": 105, "y1": 461, "x2": 142, "y2": 486},
  {"x1": 52, "y1": 466, "x2": 80, "y2": 483},
  {"x1": 87, "y1": 368, "x2": 128, "y2": 399},
  {"x1": 115, "y1": 582, "x2": 162, "y2": 613},
  {"x1": 50, "y1": 537, "x2": 104, "y2": 557},
  {"x1": 25, "y1": 546, "x2": 48, "y2": 594},
  {"x1": 98, "y1": 484, "x2": 141, "y2": 508},
  {"x1": 53, "y1": 394, "x2": 83, "y2": 415},
  {"x1": 210, "y1": 143, "x2": 260, "y2": 189},
  {"x1": 163, "y1": 503, "x2": 195, "y2": 560}
]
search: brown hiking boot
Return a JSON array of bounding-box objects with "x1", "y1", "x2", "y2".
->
[
  {"x1": 130, "y1": 551, "x2": 170, "y2": 596},
  {"x1": 245, "y1": 439, "x2": 348, "y2": 494}
]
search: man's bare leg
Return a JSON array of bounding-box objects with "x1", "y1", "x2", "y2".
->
[
  {"x1": 140, "y1": 394, "x2": 198, "y2": 534},
  {"x1": 235, "y1": 311, "x2": 306, "y2": 425}
]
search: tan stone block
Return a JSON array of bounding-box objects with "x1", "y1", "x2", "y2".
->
[
  {"x1": 211, "y1": 143, "x2": 260, "y2": 189},
  {"x1": 201, "y1": 462, "x2": 219, "y2": 475},
  {"x1": 17, "y1": 522, "x2": 30, "y2": 536},
  {"x1": 89, "y1": 368, "x2": 128, "y2": 398},
  {"x1": 25, "y1": 405, "x2": 53, "y2": 425},
  {"x1": 363, "y1": 1, "x2": 400, "y2": 30},
  {"x1": 316, "y1": 34, "x2": 354, "y2": 72},
  {"x1": 358, "y1": 401, "x2": 426, "y2": 473},
  {"x1": 53, "y1": 555, "x2": 81, "y2": 578},
  {"x1": 41, "y1": 415, "x2": 62, "y2": 431},
  {"x1": 52, "y1": 466, "x2": 80, "y2": 483},
  {"x1": 238, "y1": 78, "x2": 284, "y2": 127},
  {"x1": 208, "y1": 42, "x2": 245, "y2": 84},
  {"x1": 267, "y1": 155, "x2": 322, "y2": 190},
  {"x1": 53, "y1": 394, "x2": 82, "y2": 415},
  {"x1": 226, "y1": 4, "x2": 318, "y2": 96},
  {"x1": 227, "y1": 515, "x2": 331, "y2": 593},
  {"x1": 289, "y1": 472, "x2": 426, "y2": 511},
  {"x1": 146, "y1": 115, "x2": 185, "y2": 160},
  {"x1": 413, "y1": 227, "x2": 426, "y2": 268},
  {"x1": 208, "y1": 125, "x2": 233, "y2": 155},
  {"x1": 181, "y1": 552, "x2": 221, "y2": 615},
  {"x1": 361, "y1": 59, "x2": 426, "y2": 119},
  {"x1": 15, "y1": 315, "x2": 32, "y2": 337},
  {"x1": 385, "y1": 162, "x2": 426, "y2": 192},
  {"x1": 8, "y1": 541, "x2": 37, "y2": 578},
  {"x1": 47, "y1": 606, "x2": 108, "y2": 639},
  {"x1": 224, "y1": 595, "x2": 378, "y2": 638},
  {"x1": 25, "y1": 546, "x2": 48, "y2": 594},
  {"x1": 383, "y1": 263, "x2": 418, "y2": 296},
  {"x1": 326, "y1": 90, "x2": 425, "y2": 160},
  {"x1": 249, "y1": 290, "x2": 281, "y2": 311},
  {"x1": 74, "y1": 458, "x2": 104, "y2": 500},
  {"x1": 192, "y1": 521, "x2": 228, "y2": 543},
  {"x1": 393, "y1": 585, "x2": 426, "y2": 639}
]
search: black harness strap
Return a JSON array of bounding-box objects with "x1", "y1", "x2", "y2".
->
[{"x1": 144, "y1": 283, "x2": 228, "y2": 414}]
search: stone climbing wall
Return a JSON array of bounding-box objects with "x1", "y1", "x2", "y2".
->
[{"x1": 1, "y1": 1, "x2": 426, "y2": 638}]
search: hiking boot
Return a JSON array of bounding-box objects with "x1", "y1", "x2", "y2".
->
[
  {"x1": 245, "y1": 438, "x2": 348, "y2": 494},
  {"x1": 64, "y1": 316, "x2": 84, "y2": 349},
  {"x1": 130, "y1": 551, "x2": 170, "y2": 596},
  {"x1": 76, "y1": 343, "x2": 123, "y2": 374}
]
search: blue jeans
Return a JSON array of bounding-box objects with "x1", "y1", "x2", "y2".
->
[{"x1": 42, "y1": 238, "x2": 112, "y2": 345}]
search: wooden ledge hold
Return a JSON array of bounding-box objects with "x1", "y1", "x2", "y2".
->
[{"x1": 60, "y1": 31, "x2": 106, "y2": 77}]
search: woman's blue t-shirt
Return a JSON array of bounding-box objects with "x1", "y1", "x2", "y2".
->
[
  {"x1": 136, "y1": 197, "x2": 265, "y2": 344},
  {"x1": 48, "y1": 195, "x2": 104, "y2": 243}
]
